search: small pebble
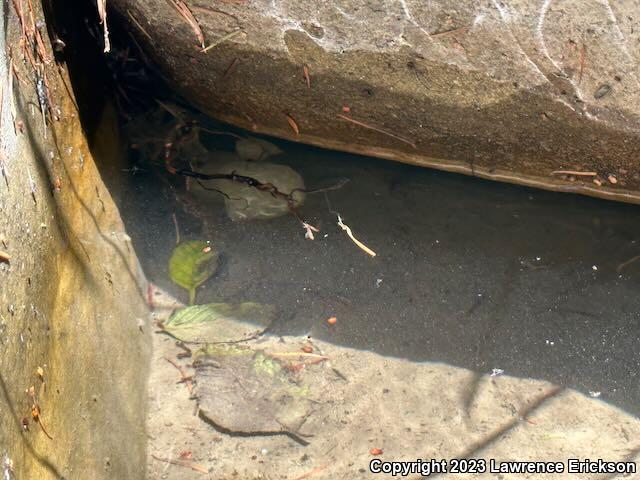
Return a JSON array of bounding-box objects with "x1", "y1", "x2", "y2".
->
[
  {"x1": 592, "y1": 265, "x2": 598, "y2": 271},
  {"x1": 327, "y1": 316, "x2": 337, "y2": 325},
  {"x1": 608, "y1": 174, "x2": 618, "y2": 184},
  {"x1": 589, "y1": 391, "x2": 601, "y2": 398},
  {"x1": 593, "y1": 178, "x2": 602, "y2": 186}
]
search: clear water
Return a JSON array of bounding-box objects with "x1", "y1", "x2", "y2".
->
[{"x1": 114, "y1": 136, "x2": 640, "y2": 417}]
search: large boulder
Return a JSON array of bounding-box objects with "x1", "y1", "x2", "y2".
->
[
  {"x1": 0, "y1": 3, "x2": 150, "y2": 478},
  {"x1": 111, "y1": 0, "x2": 640, "y2": 203}
]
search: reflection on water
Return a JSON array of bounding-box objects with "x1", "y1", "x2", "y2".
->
[{"x1": 114, "y1": 134, "x2": 640, "y2": 417}]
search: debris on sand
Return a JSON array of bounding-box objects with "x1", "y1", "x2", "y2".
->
[{"x1": 195, "y1": 347, "x2": 330, "y2": 443}]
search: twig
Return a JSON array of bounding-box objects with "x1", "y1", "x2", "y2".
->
[
  {"x1": 303, "y1": 65, "x2": 311, "y2": 88},
  {"x1": 550, "y1": 170, "x2": 597, "y2": 176},
  {"x1": 617, "y1": 254, "x2": 640, "y2": 273},
  {"x1": 430, "y1": 26, "x2": 469, "y2": 38},
  {"x1": 337, "y1": 114, "x2": 416, "y2": 148},
  {"x1": 32, "y1": 407, "x2": 53, "y2": 439},
  {"x1": 578, "y1": 44, "x2": 586, "y2": 85},
  {"x1": 155, "y1": 99, "x2": 187, "y2": 123},
  {"x1": 337, "y1": 214, "x2": 376, "y2": 257},
  {"x1": 96, "y1": 0, "x2": 110, "y2": 52},
  {"x1": 267, "y1": 352, "x2": 328, "y2": 360},
  {"x1": 286, "y1": 113, "x2": 300, "y2": 135},
  {"x1": 291, "y1": 178, "x2": 350, "y2": 196},
  {"x1": 151, "y1": 454, "x2": 208, "y2": 474},
  {"x1": 292, "y1": 465, "x2": 328, "y2": 480},
  {"x1": 8, "y1": 59, "x2": 17, "y2": 135},
  {"x1": 223, "y1": 57, "x2": 239, "y2": 77},
  {"x1": 198, "y1": 126, "x2": 242, "y2": 139},
  {"x1": 171, "y1": 213, "x2": 180, "y2": 245},
  {"x1": 202, "y1": 29, "x2": 242, "y2": 53},
  {"x1": 127, "y1": 9, "x2": 153, "y2": 42},
  {"x1": 163, "y1": 356, "x2": 193, "y2": 393},
  {"x1": 167, "y1": 0, "x2": 205, "y2": 48}
]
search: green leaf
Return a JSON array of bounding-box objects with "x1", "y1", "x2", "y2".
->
[
  {"x1": 168, "y1": 240, "x2": 218, "y2": 304},
  {"x1": 164, "y1": 302, "x2": 275, "y2": 343}
]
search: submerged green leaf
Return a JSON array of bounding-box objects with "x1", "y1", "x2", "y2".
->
[
  {"x1": 168, "y1": 240, "x2": 218, "y2": 304},
  {"x1": 164, "y1": 302, "x2": 275, "y2": 343}
]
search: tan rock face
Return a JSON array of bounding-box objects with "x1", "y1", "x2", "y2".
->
[
  {"x1": 0, "y1": 5, "x2": 150, "y2": 479},
  {"x1": 112, "y1": 0, "x2": 640, "y2": 204}
]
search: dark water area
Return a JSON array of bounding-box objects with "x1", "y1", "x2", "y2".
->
[{"x1": 111, "y1": 136, "x2": 640, "y2": 417}]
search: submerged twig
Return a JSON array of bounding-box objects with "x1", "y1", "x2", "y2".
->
[
  {"x1": 286, "y1": 113, "x2": 300, "y2": 135},
  {"x1": 291, "y1": 178, "x2": 350, "y2": 196},
  {"x1": 8, "y1": 59, "x2": 17, "y2": 135},
  {"x1": 223, "y1": 57, "x2": 239, "y2": 77},
  {"x1": 163, "y1": 356, "x2": 193, "y2": 393},
  {"x1": 617, "y1": 254, "x2": 640, "y2": 273},
  {"x1": 292, "y1": 465, "x2": 329, "y2": 480},
  {"x1": 551, "y1": 170, "x2": 597, "y2": 176},
  {"x1": 167, "y1": 0, "x2": 205, "y2": 48},
  {"x1": 430, "y1": 26, "x2": 469, "y2": 38},
  {"x1": 202, "y1": 29, "x2": 242, "y2": 53},
  {"x1": 578, "y1": 44, "x2": 586, "y2": 85},
  {"x1": 151, "y1": 454, "x2": 208, "y2": 474},
  {"x1": 303, "y1": 65, "x2": 311, "y2": 88},
  {"x1": 337, "y1": 214, "x2": 376, "y2": 257},
  {"x1": 198, "y1": 126, "x2": 242, "y2": 139},
  {"x1": 127, "y1": 9, "x2": 153, "y2": 42},
  {"x1": 171, "y1": 213, "x2": 180, "y2": 245},
  {"x1": 267, "y1": 352, "x2": 328, "y2": 360},
  {"x1": 31, "y1": 405, "x2": 52, "y2": 439},
  {"x1": 337, "y1": 114, "x2": 416, "y2": 148}
]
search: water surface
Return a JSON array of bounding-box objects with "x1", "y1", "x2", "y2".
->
[{"x1": 114, "y1": 138, "x2": 640, "y2": 416}]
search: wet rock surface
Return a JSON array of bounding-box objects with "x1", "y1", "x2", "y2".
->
[{"x1": 0, "y1": 7, "x2": 150, "y2": 479}]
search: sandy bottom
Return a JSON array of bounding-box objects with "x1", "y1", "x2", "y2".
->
[
  {"x1": 110, "y1": 127, "x2": 640, "y2": 479},
  {"x1": 145, "y1": 290, "x2": 640, "y2": 480}
]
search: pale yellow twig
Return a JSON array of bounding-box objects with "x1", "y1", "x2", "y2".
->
[
  {"x1": 267, "y1": 352, "x2": 328, "y2": 360},
  {"x1": 551, "y1": 170, "x2": 597, "y2": 176},
  {"x1": 337, "y1": 214, "x2": 376, "y2": 257},
  {"x1": 202, "y1": 29, "x2": 242, "y2": 53}
]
